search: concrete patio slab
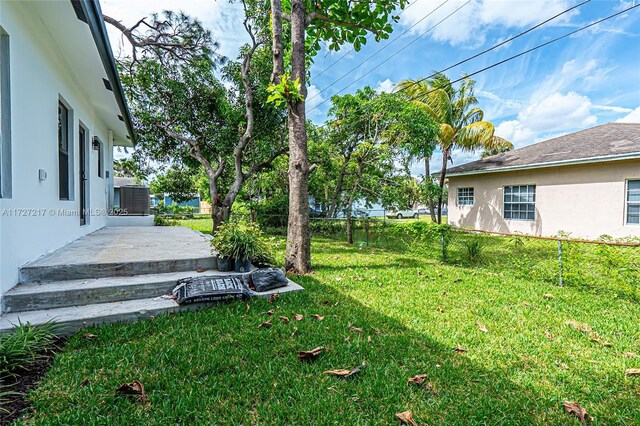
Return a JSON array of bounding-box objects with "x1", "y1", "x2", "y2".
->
[{"x1": 19, "y1": 226, "x2": 216, "y2": 282}]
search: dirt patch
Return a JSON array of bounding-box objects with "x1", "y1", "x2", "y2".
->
[{"x1": 1, "y1": 338, "x2": 65, "y2": 426}]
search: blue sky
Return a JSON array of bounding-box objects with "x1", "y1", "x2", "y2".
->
[{"x1": 103, "y1": 0, "x2": 640, "y2": 174}]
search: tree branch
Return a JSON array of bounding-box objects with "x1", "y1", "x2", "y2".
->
[{"x1": 306, "y1": 11, "x2": 380, "y2": 33}]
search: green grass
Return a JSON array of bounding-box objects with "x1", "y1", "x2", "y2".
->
[{"x1": 17, "y1": 223, "x2": 640, "y2": 425}]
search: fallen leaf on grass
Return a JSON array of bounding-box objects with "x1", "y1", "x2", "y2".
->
[
  {"x1": 80, "y1": 378, "x2": 90, "y2": 387},
  {"x1": 258, "y1": 320, "x2": 272, "y2": 329},
  {"x1": 279, "y1": 316, "x2": 290, "y2": 324},
  {"x1": 546, "y1": 331, "x2": 554, "y2": 341},
  {"x1": 423, "y1": 382, "x2": 437, "y2": 395},
  {"x1": 312, "y1": 314, "x2": 324, "y2": 321},
  {"x1": 324, "y1": 366, "x2": 362, "y2": 379},
  {"x1": 623, "y1": 352, "x2": 638, "y2": 358},
  {"x1": 555, "y1": 360, "x2": 569, "y2": 370},
  {"x1": 349, "y1": 324, "x2": 363, "y2": 333},
  {"x1": 115, "y1": 380, "x2": 147, "y2": 403},
  {"x1": 563, "y1": 401, "x2": 588, "y2": 426},
  {"x1": 543, "y1": 293, "x2": 555, "y2": 299},
  {"x1": 367, "y1": 335, "x2": 372, "y2": 343},
  {"x1": 291, "y1": 327, "x2": 298, "y2": 338},
  {"x1": 407, "y1": 374, "x2": 428, "y2": 385},
  {"x1": 83, "y1": 333, "x2": 97, "y2": 340},
  {"x1": 589, "y1": 336, "x2": 612, "y2": 347},
  {"x1": 626, "y1": 368, "x2": 640, "y2": 376},
  {"x1": 294, "y1": 313, "x2": 304, "y2": 321},
  {"x1": 436, "y1": 307, "x2": 444, "y2": 313},
  {"x1": 477, "y1": 323, "x2": 488, "y2": 333},
  {"x1": 566, "y1": 320, "x2": 593, "y2": 334},
  {"x1": 246, "y1": 304, "x2": 250, "y2": 313},
  {"x1": 265, "y1": 309, "x2": 275, "y2": 315},
  {"x1": 395, "y1": 410, "x2": 417, "y2": 425},
  {"x1": 268, "y1": 294, "x2": 279, "y2": 304},
  {"x1": 298, "y1": 347, "x2": 324, "y2": 361},
  {"x1": 453, "y1": 345, "x2": 467, "y2": 353}
]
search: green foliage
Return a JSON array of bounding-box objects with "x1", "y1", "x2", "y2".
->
[
  {"x1": 149, "y1": 166, "x2": 198, "y2": 204},
  {"x1": 266, "y1": 73, "x2": 304, "y2": 106},
  {"x1": 252, "y1": 195, "x2": 289, "y2": 228},
  {"x1": 461, "y1": 237, "x2": 486, "y2": 263},
  {"x1": 0, "y1": 321, "x2": 58, "y2": 377},
  {"x1": 211, "y1": 218, "x2": 271, "y2": 262}
]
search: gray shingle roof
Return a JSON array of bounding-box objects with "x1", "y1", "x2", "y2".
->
[{"x1": 447, "y1": 123, "x2": 640, "y2": 176}]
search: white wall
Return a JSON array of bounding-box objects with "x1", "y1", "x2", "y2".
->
[
  {"x1": 447, "y1": 159, "x2": 640, "y2": 239},
  {"x1": 0, "y1": 2, "x2": 115, "y2": 299}
]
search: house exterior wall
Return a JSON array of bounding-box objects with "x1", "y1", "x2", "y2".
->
[
  {"x1": 447, "y1": 159, "x2": 640, "y2": 239},
  {"x1": 0, "y1": 2, "x2": 114, "y2": 300}
]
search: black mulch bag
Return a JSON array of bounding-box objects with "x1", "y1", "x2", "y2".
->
[
  {"x1": 244, "y1": 268, "x2": 289, "y2": 293},
  {"x1": 172, "y1": 275, "x2": 253, "y2": 305}
]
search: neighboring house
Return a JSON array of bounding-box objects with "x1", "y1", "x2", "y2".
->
[
  {"x1": 150, "y1": 194, "x2": 201, "y2": 211},
  {"x1": 446, "y1": 123, "x2": 640, "y2": 239},
  {"x1": 0, "y1": 1, "x2": 135, "y2": 301}
]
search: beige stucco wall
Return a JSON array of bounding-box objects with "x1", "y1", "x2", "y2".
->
[{"x1": 447, "y1": 159, "x2": 640, "y2": 239}]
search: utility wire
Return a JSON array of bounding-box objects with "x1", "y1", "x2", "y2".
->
[
  {"x1": 308, "y1": 0, "x2": 456, "y2": 102},
  {"x1": 315, "y1": 0, "x2": 426, "y2": 78},
  {"x1": 398, "y1": 0, "x2": 592, "y2": 95},
  {"x1": 402, "y1": 3, "x2": 640, "y2": 101},
  {"x1": 309, "y1": 0, "x2": 591, "y2": 112},
  {"x1": 311, "y1": 3, "x2": 639, "y2": 128}
]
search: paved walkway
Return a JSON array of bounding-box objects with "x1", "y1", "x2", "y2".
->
[{"x1": 26, "y1": 226, "x2": 212, "y2": 267}]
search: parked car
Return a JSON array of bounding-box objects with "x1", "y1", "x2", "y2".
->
[
  {"x1": 308, "y1": 207, "x2": 325, "y2": 218},
  {"x1": 417, "y1": 207, "x2": 429, "y2": 215},
  {"x1": 386, "y1": 209, "x2": 419, "y2": 219}
]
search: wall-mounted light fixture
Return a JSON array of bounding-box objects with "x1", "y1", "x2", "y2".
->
[
  {"x1": 92, "y1": 136, "x2": 101, "y2": 150},
  {"x1": 39, "y1": 169, "x2": 47, "y2": 181}
]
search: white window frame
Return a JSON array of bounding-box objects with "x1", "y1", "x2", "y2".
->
[
  {"x1": 625, "y1": 179, "x2": 640, "y2": 226},
  {"x1": 503, "y1": 184, "x2": 536, "y2": 221},
  {"x1": 457, "y1": 187, "x2": 474, "y2": 206}
]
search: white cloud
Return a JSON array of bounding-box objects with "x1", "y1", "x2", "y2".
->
[
  {"x1": 493, "y1": 91, "x2": 598, "y2": 146},
  {"x1": 400, "y1": 0, "x2": 576, "y2": 46},
  {"x1": 305, "y1": 85, "x2": 325, "y2": 121},
  {"x1": 375, "y1": 78, "x2": 396, "y2": 93},
  {"x1": 615, "y1": 106, "x2": 640, "y2": 123}
]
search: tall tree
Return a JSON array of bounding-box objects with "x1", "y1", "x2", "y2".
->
[
  {"x1": 269, "y1": 0, "x2": 407, "y2": 272},
  {"x1": 398, "y1": 74, "x2": 513, "y2": 224},
  {"x1": 107, "y1": 7, "x2": 287, "y2": 232}
]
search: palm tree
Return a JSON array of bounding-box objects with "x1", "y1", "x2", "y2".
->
[{"x1": 398, "y1": 73, "x2": 513, "y2": 224}]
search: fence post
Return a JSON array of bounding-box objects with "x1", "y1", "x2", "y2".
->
[
  {"x1": 441, "y1": 229, "x2": 446, "y2": 262},
  {"x1": 557, "y1": 239, "x2": 563, "y2": 287}
]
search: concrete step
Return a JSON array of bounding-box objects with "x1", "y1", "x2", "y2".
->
[
  {"x1": 19, "y1": 256, "x2": 217, "y2": 284},
  {"x1": 0, "y1": 281, "x2": 305, "y2": 335},
  {"x1": 3, "y1": 269, "x2": 223, "y2": 313},
  {"x1": 0, "y1": 297, "x2": 202, "y2": 334}
]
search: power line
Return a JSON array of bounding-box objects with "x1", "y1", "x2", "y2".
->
[
  {"x1": 308, "y1": 0, "x2": 457, "y2": 102},
  {"x1": 311, "y1": 3, "x2": 639, "y2": 129},
  {"x1": 398, "y1": 0, "x2": 592, "y2": 95},
  {"x1": 317, "y1": 0, "x2": 420, "y2": 68},
  {"x1": 402, "y1": 3, "x2": 640, "y2": 102},
  {"x1": 310, "y1": 0, "x2": 472, "y2": 111}
]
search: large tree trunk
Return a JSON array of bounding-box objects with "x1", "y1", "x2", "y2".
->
[
  {"x1": 285, "y1": 0, "x2": 311, "y2": 273},
  {"x1": 425, "y1": 156, "x2": 437, "y2": 222}
]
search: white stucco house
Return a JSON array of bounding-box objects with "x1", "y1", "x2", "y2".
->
[
  {"x1": 0, "y1": 1, "x2": 135, "y2": 303},
  {"x1": 446, "y1": 123, "x2": 640, "y2": 239}
]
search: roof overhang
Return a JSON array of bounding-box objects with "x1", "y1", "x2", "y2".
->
[
  {"x1": 447, "y1": 152, "x2": 640, "y2": 178},
  {"x1": 78, "y1": 0, "x2": 136, "y2": 146}
]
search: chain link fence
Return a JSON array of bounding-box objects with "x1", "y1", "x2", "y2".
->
[{"x1": 171, "y1": 209, "x2": 640, "y2": 301}]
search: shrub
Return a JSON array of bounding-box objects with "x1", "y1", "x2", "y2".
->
[
  {"x1": 0, "y1": 321, "x2": 58, "y2": 377},
  {"x1": 462, "y1": 237, "x2": 486, "y2": 263},
  {"x1": 252, "y1": 195, "x2": 289, "y2": 228}
]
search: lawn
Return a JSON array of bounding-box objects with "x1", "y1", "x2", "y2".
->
[{"x1": 16, "y1": 223, "x2": 640, "y2": 425}]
